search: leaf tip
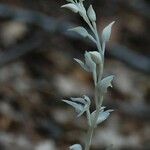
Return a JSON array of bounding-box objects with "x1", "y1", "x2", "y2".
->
[{"x1": 61, "y1": 3, "x2": 79, "y2": 13}]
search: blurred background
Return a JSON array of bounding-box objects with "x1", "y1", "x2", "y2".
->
[{"x1": 0, "y1": 0, "x2": 149, "y2": 150}]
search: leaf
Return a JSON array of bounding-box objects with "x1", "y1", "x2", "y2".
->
[
  {"x1": 84, "y1": 51, "x2": 97, "y2": 84},
  {"x1": 89, "y1": 51, "x2": 102, "y2": 64},
  {"x1": 78, "y1": 1, "x2": 86, "y2": 17},
  {"x1": 70, "y1": 144, "x2": 82, "y2": 150},
  {"x1": 62, "y1": 100, "x2": 83, "y2": 113},
  {"x1": 69, "y1": 26, "x2": 96, "y2": 44},
  {"x1": 75, "y1": 96, "x2": 91, "y2": 117},
  {"x1": 61, "y1": 3, "x2": 79, "y2": 13},
  {"x1": 77, "y1": 107, "x2": 86, "y2": 117},
  {"x1": 101, "y1": 21, "x2": 115, "y2": 43},
  {"x1": 87, "y1": 5, "x2": 96, "y2": 22},
  {"x1": 71, "y1": 97, "x2": 86, "y2": 104},
  {"x1": 75, "y1": 51, "x2": 100, "y2": 85},
  {"x1": 90, "y1": 108, "x2": 113, "y2": 125},
  {"x1": 96, "y1": 109, "x2": 114, "y2": 124},
  {"x1": 69, "y1": 26, "x2": 89, "y2": 38},
  {"x1": 90, "y1": 107, "x2": 105, "y2": 122},
  {"x1": 63, "y1": 96, "x2": 91, "y2": 117},
  {"x1": 83, "y1": 95, "x2": 91, "y2": 105},
  {"x1": 71, "y1": 96, "x2": 91, "y2": 106},
  {"x1": 74, "y1": 58, "x2": 89, "y2": 72},
  {"x1": 84, "y1": 51, "x2": 96, "y2": 72},
  {"x1": 98, "y1": 75, "x2": 114, "y2": 93}
]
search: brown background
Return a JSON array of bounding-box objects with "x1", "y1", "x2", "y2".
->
[{"x1": 0, "y1": 0, "x2": 149, "y2": 149}]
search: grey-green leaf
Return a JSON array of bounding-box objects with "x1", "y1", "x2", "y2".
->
[
  {"x1": 74, "y1": 58, "x2": 89, "y2": 72},
  {"x1": 71, "y1": 97, "x2": 86, "y2": 104},
  {"x1": 62, "y1": 100, "x2": 83, "y2": 113},
  {"x1": 78, "y1": 2, "x2": 86, "y2": 17},
  {"x1": 83, "y1": 95, "x2": 91, "y2": 105},
  {"x1": 101, "y1": 21, "x2": 115, "y2": 43},
  {"x1": 96, "y1": 109, "x2": 114, "y2": 124},
  {"x1": 98, "y1": 75, "x2": 114, "y2": 93},
  {"x1": 91, "y1": 108, "x2": 113, "y2": 125},
  {"x1": 85, "y1": 51, "x2": 96, "y2": 72},
  {"x1": 69, "y1": 26, "x2": 96, "y2": 44},
  {"x1": 89, "y1": 51, "x2": 102, "y2": 64},
  {"x1": 63, "y1": 96, "x2": 91, "y2": 117},
  {"x1": 87, "y1": 5, "x2": 96, "y2": 22},
  {"x1": 61, "y1": 3, "x2": 79, "y2": 13},
  {"x1": 85, "y1": 51, "x2": 97, "y2": 84},
  {"x1": 69, "y1": 26, "x2": 89, "y2": 38},
  {"x1": 70, "y1": 144, "x2": 82, "y2": 150}
]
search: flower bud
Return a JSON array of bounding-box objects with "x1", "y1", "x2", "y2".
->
[{"x1": 89, "y1": 51, "x2": 102, "y2": 64}]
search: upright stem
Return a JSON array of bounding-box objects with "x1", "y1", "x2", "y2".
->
[
  {"x1": 85, "y1": 126, "x2": 94, "y2": 150},
  {"x1": 81, "y1": 6, "x2": 105, "y2": 150},
  {"x1": 84, "y1": 102, "x2": 103, "y2": 150},
  {"x1": 85, "y1": 51, "x2": 104, "y2": 150},
  {"x1": 94, "y1": 85, "x2": 98, "y2": 108}
]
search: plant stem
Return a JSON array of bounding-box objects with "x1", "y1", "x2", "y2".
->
[
  {"x1": 85, "y1": 86, "x2": 104, "y2": 150},
  {"x1": 84, "y1": 103, "x2": 103, "y2": 150},
  {"x1": 85, "y1": 56, "x2": 104, "y2": 150},
  {"x1": 82, "y1": 7, "x2": 105, "y2": 150},
  {"x1": 86, "y1": 109, "x2": 91, "y2": 126},
  {"x1": 85, "y1": 126, "x2": 94, "y2": 150}
]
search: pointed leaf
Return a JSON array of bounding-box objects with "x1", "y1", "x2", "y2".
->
[
  {"x1": 77, "y1": 97, "x2": 91, "y2": 117},
  {"x1": 84, "y1": 51, "x2": 97, "y2": 84},
  {"x1": 71, "y1": 97, "x2": 86, "y2": 104},
  {"x1": 77, "y1": 107, "x2": 86, "y2": 117},
  {"x1": 74, "y1": 58, "x2": 89, "y2": 72},
  {"x1": 61, "y1": 3, "x2": 79, "y2": 13},
  {"x1": 63, "y1": 96, "x2": 90, "y2": 117},
  {"x1": 83, "y1": 95, "x2": 91, "y2": 105},
  {"x1": 78, "y1": 2, "x2": 86, "y2": 17},
  {"x1": 98, "y1": 75, "x2": 114, "y2": 93},
  {"x1": 70, "y1": 144, "x2": 82, "y2": 150},
  {"x1": 102, "y1": 21, "x2": 115, "y2": 43},
  {"x1": 62, "y1": 100, "x2": 83, "y2": 113},
  {"x1": 90, "y1": 108, "x2": 113, "y2": 125},
  {"x1": 69, "y1": 27, "x2": 96, "y2": 44},
  {"x1": 96, "y1": 109, "x2": 114, "y2": 124},
  {"x1": 90, "y1": 107, "x2": 106, "y2": 122},
  {"x1": 87, "y1": 5, "x2": 96, "y2": 22},
  {"x1": 84, "y1": 51, "x2": 96, "y2": 72},
  {"x1": 89, "y1": 51, "x2": 102, "y2": 64},
  {"x1": 69, "y1": 26, "x2": 89, "y2": 38}
]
